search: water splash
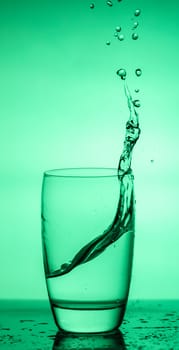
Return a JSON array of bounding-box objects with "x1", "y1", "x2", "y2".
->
[
  {"x1": 133, "y1": 99, "x2": 141, "y2": 108},
  {"x1": 116, "y1": 68, "x2": 127, "y2": 80},
  {"x1": 135, "y1": 68, "x2": 142, "y2": 77},
  {"x1": 47, "y1": 83, "x2": 140, "y2": 278}
]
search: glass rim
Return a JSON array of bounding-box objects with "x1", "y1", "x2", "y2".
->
[{"x1": 43, "y1": 167, "x2": 119, "y2": 178}]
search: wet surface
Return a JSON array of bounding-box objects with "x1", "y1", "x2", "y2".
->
[{"x1": 0, "y1": 300, "x2": 178, "y2": 349}]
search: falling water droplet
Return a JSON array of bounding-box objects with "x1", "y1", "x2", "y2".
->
[
  {"x1": 90, "y1": 3, "x2": 95, "y2": 9},
  {"x1": 107, "y1": 0, "x2": 113, "y2": 6},
  {"x1": 134, "y1": 9, "x2": 141, "y2": 16},
  {"x1": 116, "y1": 26, "x2": 121, "y2": 32},
  {"x1": 106, "y1": 41, "x2": 111, "y2": 45},
  {"x1": 118, "y1": 34, "x2": 124, "y2": 41},
  {"x1": 133, "y1": 99, "x2": 141, "y2": 107},
  {"x1": 135, "y1": 68, "x2": 142, "y2": 77},
  {"x1": 132, "y1": 33, "x2": 139, "y2": 40},
  {"x1": 135, "y1": 88, "x2": 140, "y2": 93},
  {"x1": 133, "y1": 21, "x2": 139, "y2": 29},
  {"x1": 116, "y1": 68, "x2": 127, "y2": 80}
]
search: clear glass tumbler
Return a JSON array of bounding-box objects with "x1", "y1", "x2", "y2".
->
[{"x1": 41, "y1": 168, "x2": 134, "y2": 333}]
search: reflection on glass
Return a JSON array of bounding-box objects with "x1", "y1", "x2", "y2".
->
[{"x1": 53, "y1": 329, "x2": 127, "y2": 350}]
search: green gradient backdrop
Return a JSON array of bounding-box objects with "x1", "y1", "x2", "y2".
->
[{"x1": 0, "y1": 0, "x2": 179, "y2": 299}]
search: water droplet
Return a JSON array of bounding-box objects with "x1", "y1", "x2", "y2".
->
[
  {"x1": 133, "y1": 21, "x2": 139, "y2": 29},
  {"x1": 133, "y1": 99, "x2": 141, "y2": 107},
  {"x1": 90, "y1": 3, "x2": 95, "y2": 9},
  {"x1": 116, "y1": 68, "x2": 127, "y2": 80},
  {"x1": 134, "y1": 9, "x2": 141, "y2": 16},
  {"x1": 135, "y1": 88, "x2": 140, "y2": 93},
  {"x1": 116, "y1": 26, "x2": 121, "y2": 32},
  {"x1": 135, "y1": 68, "x2": 142, "y2": 77},
  {"x1": 118, "y1": 34, "x2": 124, "y2": 41},
  {"x1": 107, "y1": 0, "x2": 113, "y2": 6},
  {"x1": 106, "y1": 41, "x2": 111, "y2": 45},
  {"x1": 132, "y1": 33, "x2": 139, "y2": 40}
]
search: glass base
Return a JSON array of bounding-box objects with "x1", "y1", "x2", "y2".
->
[{"x1": 51, "y1": 302, "x2": 126, "y2": 333}]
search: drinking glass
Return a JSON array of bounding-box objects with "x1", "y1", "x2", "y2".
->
[{"x1": 41, "y1": 168, "x2": 134, "y2": 333}]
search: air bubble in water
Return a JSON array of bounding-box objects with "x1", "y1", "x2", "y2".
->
[
  {"x1": 90, "y1": 3, "x2": 95, "y2": 9},
  {"x1": 116, "y1": 26, "x2": 121, "y2": 32},
  {"x1": 106, "y1": 41, "x2": 111, "y2": 45},
  {"x1": 116, "y1": 68, "x2": 127, "y2": 80},
  {"x1": 118, "y1": 34, "x2": 124, "y2": 41},
  {"x1": 133, "y1": 21, "x2": 139, "y2": 29},
  {"x1": 107, "y1": 0, "x2": 113, "y2": 6},
  {"x1": 132, "y1": 33, "x2": 139, "y2": 40},
  {"x1": 133, "y1": 99, "x2": 141, "y2": 107},
  {"x1": 135, "y1": 88, "x2": 140, "y2": 93},
  {"x1": 134, "y1": 9, "x2": 141, "y2": 16},
  {"x1": 135, "y1": 68, "x2": 142, "y2": 77}
]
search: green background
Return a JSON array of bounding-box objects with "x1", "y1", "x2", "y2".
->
[{"x1": 0, "y1": 0, "x2": 179, "y2": 300}]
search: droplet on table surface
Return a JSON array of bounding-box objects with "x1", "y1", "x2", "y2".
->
[
  {"x1": 118, "y1": 34, "x2": 124, "y2": 41},
  {"x1": 90, "y1": 3, "x2": 95, "y2": 9},
  {"x1": 107, "y1": 0, "x2": 113, "y2": 6},
  {"x1": 134, "y1": 9, "x2": 141, "y2": 16},
  {"x1": 133, "y1": 21, "x2": 139, "y2": 29},
  {"x1": 132, "y1": 33, "x2": 139, "y2": 40},
  {"x1": 116, "y1": 26, "x2": 121, "y2": 32}
]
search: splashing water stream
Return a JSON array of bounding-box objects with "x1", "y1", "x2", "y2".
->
[{"x1": 47, "y1": 83, "x2": 141, "y2": 278}]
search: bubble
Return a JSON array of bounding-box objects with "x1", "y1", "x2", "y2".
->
[
  {"x1": 116, "y1": 68, "x2": 127, "y2": 80},
  {"x1": 106, "y1": 41, "x2": 111, "y2": 45},
  {"x1": 107, "y1": 0, "x2": 113, "y2": 6},
  {"x1": 132, "y1": 33, "x2": 139, "y2": 40},
  {"x1": 133, "y1": 21, "x2": 139, "y2": 29},
  {"x1": 118, "y1": 34, "x2": 124, "y2": 41},
  {"x1": 135, "y1": 88, "x2": 140, "y2": 93},
  {"x1": 134, "y1": 9, "x2": 141, "y2": 16},
  {"x1": 135, "y1": 68, "x2": 142, "y2": 77},
  {"x1": 116, "y1": 26, "x2": 121, "y2": 32},
  {"x1": 90, "y1": 3, "x2": 95, "y2": 9},
  {"x1": 114, "y1": 32, "x2": 118, "y2": 37},
  {"x1": 133, "y1": 99, "x2": 141, "y2": 107},
  {"x1": 150, "y1": 159, "x2": 154, "y2": 163}
]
